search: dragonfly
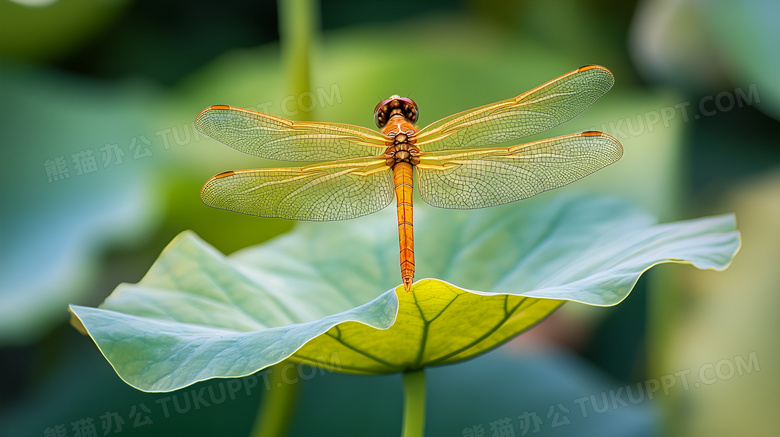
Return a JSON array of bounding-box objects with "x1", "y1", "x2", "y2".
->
[{"x1": 196, "y1": 65, "x2": 623, "y2": 292}]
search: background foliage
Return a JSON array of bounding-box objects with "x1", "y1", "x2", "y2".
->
[{"x1": 1, "y1": 0, "x2": 777, "y2": 436}]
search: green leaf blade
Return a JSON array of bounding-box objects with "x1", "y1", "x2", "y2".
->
[{"x1": 70, "y1": 194, "x2": 739, "y2": 392}]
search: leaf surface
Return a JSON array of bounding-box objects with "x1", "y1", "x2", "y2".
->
[{"x1": 70, "y1": 194, "x2": 739, "y2": 391}]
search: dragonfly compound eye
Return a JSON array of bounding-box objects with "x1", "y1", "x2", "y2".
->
[
  {"x1": 399, "y1": 98, "x2": 418, "y2": 124},
  {"x1": 374, "y1": 96, "x2": 419, "y2": 127}
]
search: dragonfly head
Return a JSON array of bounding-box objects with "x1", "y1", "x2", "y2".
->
[{"x1": 374, "y1": 95, "x2": 418, "y2": 128}]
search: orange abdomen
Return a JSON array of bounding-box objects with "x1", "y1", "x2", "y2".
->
[{"x1": 393, "y1": 162, "x2": 415, "y2": 291}]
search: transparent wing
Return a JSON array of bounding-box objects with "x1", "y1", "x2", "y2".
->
[
  {"x1": 416, "y1": 132, "x2": 622, "y2": 209},
  {"x1": 195, "y1": 105, "x2": 387, "y2": 161},
  {"x1": 415, "y1": 65, "x2": 615, "y2": 152},
  {"x1": 201, "y1": 158, "x2": 393, "y2": 221}
]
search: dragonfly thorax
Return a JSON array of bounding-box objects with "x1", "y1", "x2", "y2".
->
[
  {"x1": 384, "y1": 142, "x2": 420, "y2": 167},
  {"x1": 382, "y1": 113, "x2": 420, "y2": 167}
]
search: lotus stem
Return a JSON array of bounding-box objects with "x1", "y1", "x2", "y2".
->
[{"x1": 402, "y1": 368, "x2": 427, "y2": 437}]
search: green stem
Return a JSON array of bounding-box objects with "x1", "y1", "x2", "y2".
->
[
  {"x1": 249, "y1": 364, "x2": 300, "y2": 437},
  {"x1": 402, "y1": 369, "x2": 426, "y2": 437},
  {"x1": 278, "y1": 0, "x2": 317, "y2": 120},
  {"x1": 647, "y1": 268, "x2": 683, "y2": 437}
]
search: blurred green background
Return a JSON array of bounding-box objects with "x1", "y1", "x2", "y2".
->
[{"x1": 1, "y1": 0, "x2": 778, "y2": 436}]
